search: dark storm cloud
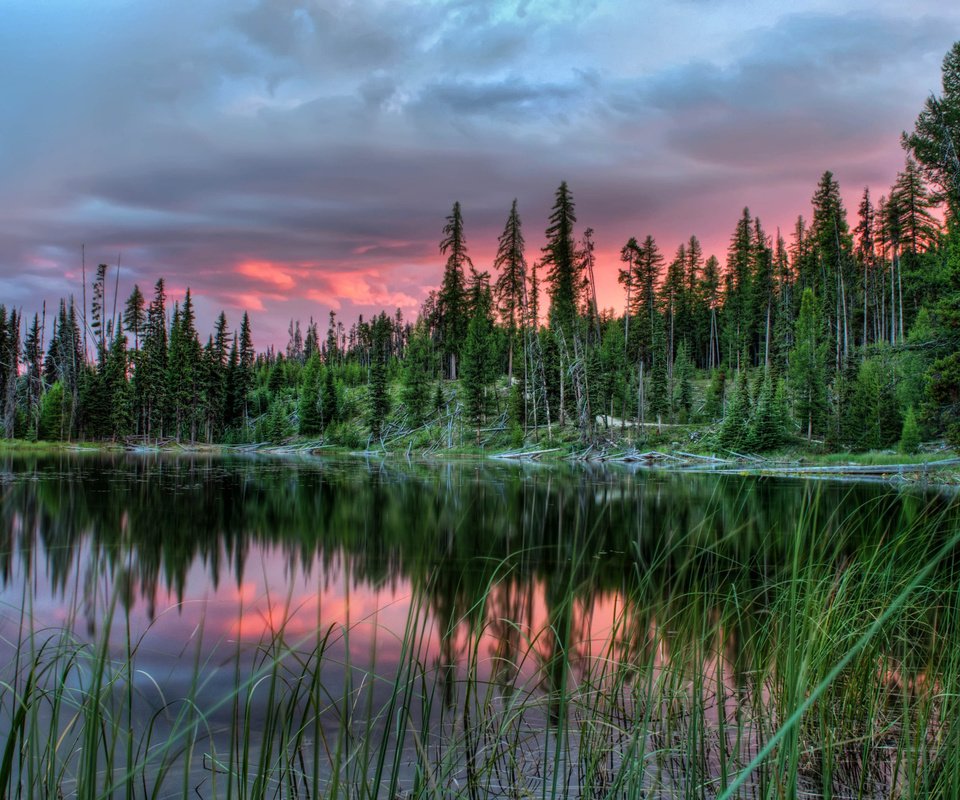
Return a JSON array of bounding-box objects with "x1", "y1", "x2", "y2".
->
[
  {"x1": 643, "y1": 12, "x2": 950, "y2": 171},
  {"x1": 1, "y1": 0, "x2": 959, "y2": 344}
]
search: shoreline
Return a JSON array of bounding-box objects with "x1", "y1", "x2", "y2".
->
[{"x1": 3, "y1": 437, "x2": 958, "y2": 489}]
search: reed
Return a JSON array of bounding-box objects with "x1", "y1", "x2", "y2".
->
[{"x1": 2, "y1": 483, "x2": 959, "y2": 799}]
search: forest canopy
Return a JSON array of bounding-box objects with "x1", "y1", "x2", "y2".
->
[{"x1": 3, "y1": 41, "x2": 960, "y2": 454}]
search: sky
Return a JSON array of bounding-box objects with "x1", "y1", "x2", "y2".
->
[{"x1": 1, "y1": 0, "x2": 958, "y2": 348}]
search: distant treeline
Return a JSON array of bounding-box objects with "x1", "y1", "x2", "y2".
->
[{"x1": 2, "y1": 42, "x2": 960, "y2": 452}]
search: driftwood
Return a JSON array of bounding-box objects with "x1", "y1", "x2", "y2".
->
[
  {"x1": 733, "y1": 457, "x2": 960, "y2": 477},
  {"x1": 490, "y1": 448, "x2": 561, "y2": 461}
]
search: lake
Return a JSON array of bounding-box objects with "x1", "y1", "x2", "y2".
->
[{"x1": 1, "y1": 453, "x2": 958, "y2": 799}]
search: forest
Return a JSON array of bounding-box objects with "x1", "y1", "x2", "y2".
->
[{"x1": 3, "y1": 42, "x2": 960, "y2": 455}]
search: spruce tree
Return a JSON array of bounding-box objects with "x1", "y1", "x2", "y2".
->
[
  {"x1": 704, "y1": 369, "x2": 726, "y2": 420},
  {"x1": 461, "y1": 276, "x2": 497, "y2": 443},
  {"x1": 850, "y1": 356, "x2": 901, "y2": 450},
  {"x1": 124, "y1": 285, "x2": 146, "y2": 351},
  {"x1": 23, "y1": 314, "x2": 43, "y2": 437},
  {"x1": 647, "y1": 316, "x2": 669, "y2": 432},
  {"x1": 38, "y1": 382, "x2": 66, "y2": 441},
  {"x1": 543, "y1": 181, "x2": 579, "y2": 336},
  {"x1": 902, "y1": 41, "x2": 960, "y2": 213},
  {"x1": 718, "y1": 368, "x2": 751, "y2": 450},
  {"x1": 747, "y1": 369, "x2": 785, "y2": 452},
  {"x1": 671, "y1": 341, "x2": 694, "y2": 422},
  {"x1": 298, "y1": 356, "x2": 323, "y2": 436},
  {"x1": 437, "y1": 202, "x2": 471, "y2": 379},
  {"x1": 238, "y1": 312, "x2": 255, "y2": 424},
  {"x1": 789, "y1": 288, "x2": 827, "y2": 439},
  {"x1": 899, "y1": 406, "x2": 921, "y2": 453},
  {"x1": 105, "y1": 329, "x2": 133, "y2": 439},
  {"x1": 367, "y1": 312, "x2": 392, "y2": 440},
  {"x1": 138, "y1": 279, "x2": 168, "y2": 438},
  {"x1": 402, "y1": 320, "x2": 434, "y2": 426},
  {"x1": 320, "y1": 367, "x2": 339, "y2": 430},
  {"x1": 494, "y1": 199, "x2": 526, "y2": 381}
]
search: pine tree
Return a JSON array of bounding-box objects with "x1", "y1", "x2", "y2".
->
[
  {"x1": 38, "y1": 382, "x2": 66, "y2": 441},
  {"x1": 437, "y1": 202, "x2": 471, "y2": 379},
  {"x1": 23, "y1": 314, "x2": 43, "y2": 437},
  {"x1": 137, "y1": 279, "x2": 168, "y2": 438},
  {"x1": 704, "y1": 369, "x2": 726, "y2": 420},
  {"x1": 402, "y1": 320, "x2": 434, "y2": 426},
  {"x1": 543, "y1": 181, "x2": 579, "y2": 336},
  {"x1": 494, "y1": 199, "x2": 526, "y2": 381},
  {"x1": 90, "y1": 263, "x2": 109, "y2": 366},
  {"x1": 647, "y1": 316, "x2": 669, "y2": 431},
  {"x1": 725, "y1": 208, "x2": 754, "y2": 367},
  {"x1": 850, "y1": 356, "x2": 901, "y2": 450},
  {"x1": 672, "y1": 341, "x2": 694, "y2": 422},
  {"x1": 747, "y1": 369, "x2": 785, "y2": 451},
  {"x1": 124, "y1": 285, "x2": 146, "y2": 351},
  {"x1": 238, "y1": 312, "x2": 255, "y2": 424},
  {"x1": 461, "y1": 275, "x2": 497, "y2": 443},
  {"x1": 899, "y1": 406, "x2": 921, "y2": 453},
  {"x1": 789, "y1": 288, "x2": 827, "y2": 439},
  {"x1": 167, "y1": 289, "x2": 203, "y2": 441},
  {"x1": 632, "y1": 236, "x2": 664, "y2": 365},
  {"x1": 367, "y1": 312, "x2": 392, "y2": 440},
  {"x1": 298, "y1": 355, "x2": 323, "y2": 436},
  {"x1": 809, "y1": 171, "x2": 854, "y2": 365},
  {"x1": 718, "y1": 368, "x2": 751, "y2": 450},
  {"x1": 320, "y1": 367, "x2": 339, "y2": 430},
  {"x1": 105, "y1": 328, "x2": 132, "y2": 439},
  {"x1": 902, "y1": 41, "x2": 960, "y2": 214},
  {"x1": 1, "y1": 308, "x2": 19, "y2": 438}
]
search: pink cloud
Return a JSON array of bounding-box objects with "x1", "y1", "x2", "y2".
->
[{"x1": 235, "y1": 260, "x2": 297, "y2": 290}]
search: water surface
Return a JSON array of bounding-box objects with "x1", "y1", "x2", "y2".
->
[{"x1": 0, "y1": 454, "x2": 956, "y2": 798}]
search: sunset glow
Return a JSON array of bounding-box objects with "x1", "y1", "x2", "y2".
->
[{"x1": 2, "y1": 1, "x2": 958, "y2": 344}]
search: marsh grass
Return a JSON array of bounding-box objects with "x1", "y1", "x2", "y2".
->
[{"x1": 2, "y1": 482, "x2": 960, "y2": 799}]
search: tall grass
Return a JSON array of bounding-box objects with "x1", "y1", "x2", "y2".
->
[{"x1": 2, "y1": 482, "x2": 960, "y2": 799}]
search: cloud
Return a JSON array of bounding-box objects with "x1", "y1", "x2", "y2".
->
[{"x1": 1, "y1": 1, "x2": 959, "y2": 343}]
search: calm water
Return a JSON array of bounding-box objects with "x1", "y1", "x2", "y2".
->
[{"x1": 0, "y1": 453, "x2": 957, "y2": 798}]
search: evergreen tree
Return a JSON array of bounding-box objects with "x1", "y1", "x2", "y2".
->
[
  {"x1": 402, "y1": 320, "x2": 434, "y2": 426},
  {"x1": 325, "y1": 311, "x2": 339, "y2": 365},
  {"x1": 461, "y1": 276, "x2": 497, "y2": 442},
  {"x1": 1, "y1": 308, "x2": 19, "y2": 438},
  {"x1": 647, "y1": 316, "x2": 669, "y2": 431},
  {"x1": 902, "y1": 41, "x2": 960, "y2": 214},
  {"x1": 367, "y1": 312, "x2": 392, "y2": 439},
  {"x1": 437, "y1": 202, "x2": 472, "y2": 379},
  {"x1": 494, "y1": 199, "x2": 527, "y2": 381},
  {"x1": 899, "y1": 406, "x2": 921, "y2": 453},
  {"x1": 747, "y1": 369, "x2": 785, "y2": 451},
  {"x1": 104, "y1": 328, "x2": 133, "y2": 439},
  {"x1": 167, "y1": 289, "x2": 203, "y2": 441},
  {"x1": 809, "y1": 171, "x2": 854, "y2": 365},
  {"x1": 704, "y1": 369, "x2": 726, "y2": 420},
  {"x1": 298, "y1": 355, "x2": 323, "y2": 436},
  {"x1": 137, "y1": 279, "x2": 168, "y2": 438},
  {"x1": 672, "y1": 341, "x2": 694, "y2": 421},
  {"x1": 543, "y1": 181, "x2": 579, "y2": 336},
  {"x1": 90, "y1": 263, "x2": 109, "y2": 366},
  {"x1": 23, "y1": 314, "x2": 43, "y2": 437},
  {"x1": 238, "y1": 312, "x2": 255, "y2": 424},
  {"x1": 718, "y1": 368, "x2": 751, "y2": 450},
  {"x1": 849, "y1": 356, "x2": 901, "y2": 450},
  {"x1": 38, "y1": 382, "x2": 66, "y2": 441},
  {"x1": 631, "y1": 236, "x2": 664, "y2": 365},
  {"x1": 123, "y1": 285, "x2": 146, "y2": 351},
  {"x1": 320, "y1": 367, "x2": 340, "y2": 430},
  {"x1": 789, "y1": 288, "x2": 827, "y2": 439}
]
